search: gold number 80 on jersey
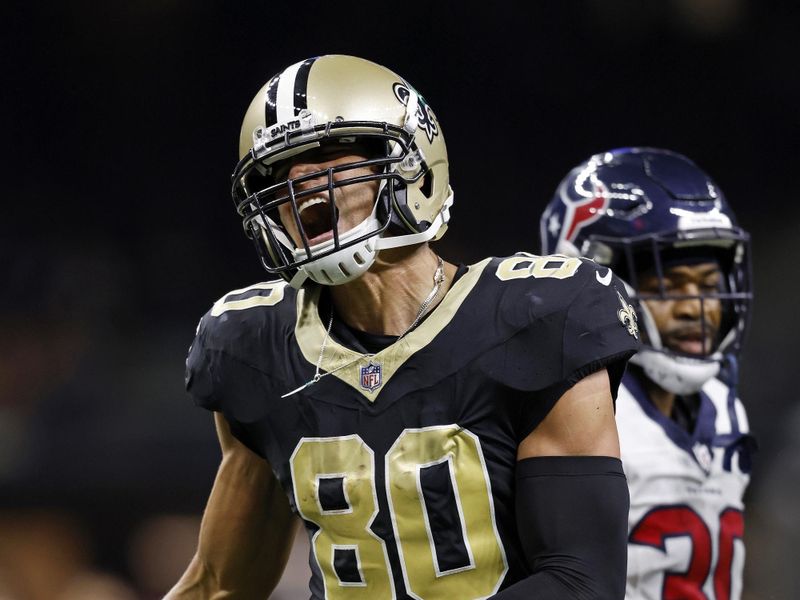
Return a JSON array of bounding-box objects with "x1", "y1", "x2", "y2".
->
[{"x1": 290, "y1": 425, "x2": 508, "y2": 600}]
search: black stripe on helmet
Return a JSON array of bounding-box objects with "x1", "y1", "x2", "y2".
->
[
  {"x1": 293, "y1": 57, "x2": 318, "y2": 115},
  {"x1": 264, "y1": 73, "x2": 280, "y2": 127}
]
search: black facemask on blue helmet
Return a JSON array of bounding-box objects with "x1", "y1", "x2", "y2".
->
[{"x1": 540, "y1": 147, "x2": 752, "y2": 394}]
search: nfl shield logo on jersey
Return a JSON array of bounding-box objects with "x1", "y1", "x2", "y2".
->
[{"x1": 360, "y1": 361, "x2": 382, "y2": 392}]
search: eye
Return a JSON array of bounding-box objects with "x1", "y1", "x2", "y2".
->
[
  {"x1": 243, "y1": 167, "x2": 276, "y2": 194},
  {"x1": 660, "y1": 279, "x2": 676, "y2": 292},
  {"x1": 636, "y1": 274, "x2": 663, "y2": 293},
  {"x1": 270, "y1": 145, "x2": 348, "y2": 182},
  {"x1": 271, "y1": 161, "x2": 291, "y2": 182}
]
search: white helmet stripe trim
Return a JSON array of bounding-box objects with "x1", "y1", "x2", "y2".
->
[{"x1": 263, "y1": 58, "x2": 316, "y2": 131}]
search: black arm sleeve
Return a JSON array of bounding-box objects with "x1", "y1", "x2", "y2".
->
[{"x1": 492, "y1": 456, "x2": 629, "y2": 600}]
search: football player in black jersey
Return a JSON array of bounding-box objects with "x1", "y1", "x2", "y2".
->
[{"x1": 167, "y1": 55, "x2": 640, "y2": 600}]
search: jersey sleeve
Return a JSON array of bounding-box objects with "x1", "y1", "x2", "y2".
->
[
  {"x1": 183, "y1": 310, "x2": 274, "y2": 456},
  {"x1": 514, "y1": 260, "x2": 641, "y2": 438},
  {"x1": 560, "y1": 265, "x2": 640, "y2": 393},
  {"x1": 185, "y1": 312, "x2": 220, "y2": 412}
]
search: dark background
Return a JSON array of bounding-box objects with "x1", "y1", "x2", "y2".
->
[{"x1": 1, "y1": 1, "x2": 798, "y2": 598}]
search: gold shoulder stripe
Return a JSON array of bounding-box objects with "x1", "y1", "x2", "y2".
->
[{"x1": 295, "y1": 258, "x2": 492, "y2": 401}]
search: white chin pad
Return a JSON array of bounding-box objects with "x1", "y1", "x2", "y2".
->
[
  {"x1": 291, "y1": 214, "x2": 382, "y2": 286},
  {"x1": 630, "y1": 349, "x2": 720, "y2": 395}
]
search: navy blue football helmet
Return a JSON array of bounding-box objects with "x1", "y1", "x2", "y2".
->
[{"x1": 540, "y1": 147, "x2": 752, "y2": 394}]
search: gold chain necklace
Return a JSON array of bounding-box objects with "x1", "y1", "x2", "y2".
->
[{"x1": 282, "y1": 256, "x2": 445, "y2": 398}]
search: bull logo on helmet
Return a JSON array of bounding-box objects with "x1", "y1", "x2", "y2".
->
[{"x1": 562, "y1": 179, "x2": 610, "y2": 244}]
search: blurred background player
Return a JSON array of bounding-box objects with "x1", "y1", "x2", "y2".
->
[{"x1": 540, "y1": 147, "x2": 755, "y2": 600}]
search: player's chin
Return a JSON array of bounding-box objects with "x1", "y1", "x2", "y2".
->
[{"x1": 664, "y1": 336, "x2": 716, "y2": 357}]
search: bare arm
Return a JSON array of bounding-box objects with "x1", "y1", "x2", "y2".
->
[
  {"x1": 493, "y1": 369, "x2": 628, "y2": 599},
  {"x1": 517, "y1": 368, "x2": 620, "y2": 459},
  {"x1": 165, "y1": 413, "x2": 299, "y2": 600}
]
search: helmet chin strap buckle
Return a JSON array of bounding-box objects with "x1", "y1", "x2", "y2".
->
[
  {"x1": 398, "y1": 149, "x2": 425, "y2": 173},
  {"x1": 402, "y1": 89, "x2": 419, "y2": 134}
]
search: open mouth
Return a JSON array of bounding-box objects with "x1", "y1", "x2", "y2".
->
[
  {"x1": 297, "y1": 196, "x2": 335, "y2": 245},
  {"x1": 666, "y1": 331, "x2": 714, "y2": 356}
]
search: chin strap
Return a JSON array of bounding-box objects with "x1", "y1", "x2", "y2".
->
[
  {"x1": 375, "y1": 188, "x2": 453, "y2": 250},
  {"x1": 288, "y1": 268, "x2": 308, "y2": 289}
]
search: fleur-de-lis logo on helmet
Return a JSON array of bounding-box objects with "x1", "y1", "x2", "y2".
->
[
  {"x1": 617, "y1": 291, "x2": 639, "y2": 339},
  {"x1": 393, "y1": 82, "x2": 439, "y2": 144}
]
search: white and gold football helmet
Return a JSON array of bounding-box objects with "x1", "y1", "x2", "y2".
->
[{"x1": 231, "y1": 55, "x2": 453, "y2": 288}]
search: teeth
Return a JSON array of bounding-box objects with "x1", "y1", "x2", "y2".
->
[{"x1": 298, "y1": 196, "x2": 328, "y2": 215}]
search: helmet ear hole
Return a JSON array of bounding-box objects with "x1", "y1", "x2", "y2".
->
[
  {"x1": 381, "y1": 185, "x2": 420, "y2": 234},
  {"x1": 420, "y1": 170, "x2": 434, "y2": 199}
]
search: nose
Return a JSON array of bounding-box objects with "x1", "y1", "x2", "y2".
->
[
  {"x1": 672, "y1": 283, "x2": 703, "y2": 320},
  {"x1": 286, "y1": 160, "x2": 335, "y2": 200}
]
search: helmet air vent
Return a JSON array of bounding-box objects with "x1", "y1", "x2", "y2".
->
[{"x1": 420, "y1": 171, "x2": 433, "y2": 199}]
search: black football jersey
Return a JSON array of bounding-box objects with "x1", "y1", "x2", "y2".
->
[{"x1": 185, "y1": 253, "x2": 640, "y2": 600}]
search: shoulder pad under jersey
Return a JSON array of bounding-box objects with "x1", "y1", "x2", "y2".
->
[
  {"x1": 479, "y1": 252, "x2": 641, "y2": 391},
  {"x1": 185, "y1": 279, "x2": 296, "y2": 412}
]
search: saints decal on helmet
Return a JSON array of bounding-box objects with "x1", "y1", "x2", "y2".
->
[
  {"x1": 540, "y1": 147, "x2": 752, "y2": 394},
  {"x1": 231, "y1": 55, "x2": 453, "y2": 288}
]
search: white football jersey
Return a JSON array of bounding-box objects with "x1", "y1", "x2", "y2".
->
[{"x1": 617, "y1": 371, "x2": 753, "y2": 600}]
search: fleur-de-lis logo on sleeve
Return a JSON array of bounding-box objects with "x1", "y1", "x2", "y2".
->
[{"x1": 617, "y1": 291, "x2": 639, "y2": 339}]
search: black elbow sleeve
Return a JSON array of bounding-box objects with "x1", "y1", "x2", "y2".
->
[{"x1": 495, "y1": 456, "x2": 629, "y2": 600}]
